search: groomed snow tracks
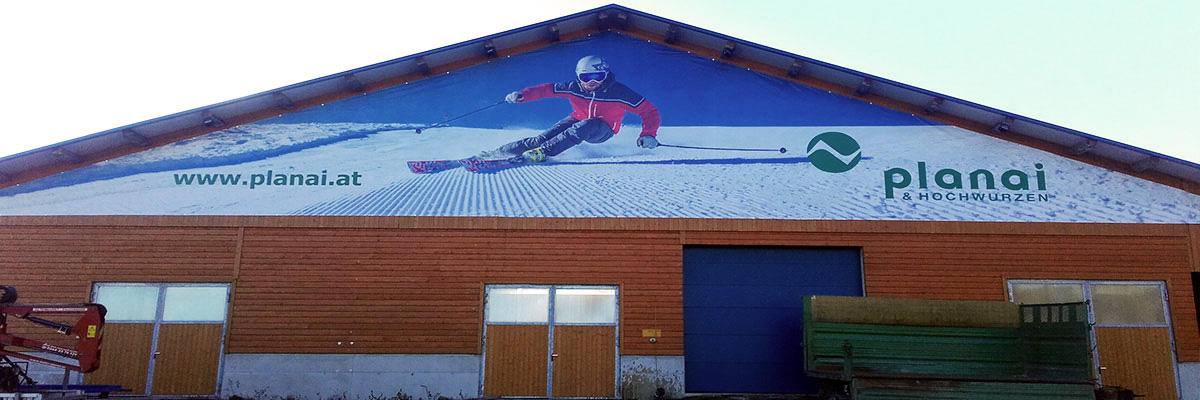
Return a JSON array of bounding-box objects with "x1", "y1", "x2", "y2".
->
[{"x1": 294, "y1": 163, "x2": 786, "y2": 218}]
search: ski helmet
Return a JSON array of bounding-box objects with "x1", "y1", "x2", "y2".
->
[{"x1": 575, "y1": 55, "x2": 610, "y2": 82}]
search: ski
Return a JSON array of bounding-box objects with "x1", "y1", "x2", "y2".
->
[
  {"x1": 410, "y1": 154, "x2": 536, "y2": 174},
  {"x1": 407, "y1": 159, "x2": 464, "y2": 174},
  {"x1": 460, "y1": 157, "x2": 529, "y2": 173}
]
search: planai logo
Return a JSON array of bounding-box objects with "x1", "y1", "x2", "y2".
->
[{"x1": 807, "y1": 131, "x2": 862, "y2": 173}]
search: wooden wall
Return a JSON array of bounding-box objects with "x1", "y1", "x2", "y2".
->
[
  {"x1": 0, "y1": 225, "x2": 237, "y2": 346},
  {"x1": 1, "y1": 216, "x2": 1196, "y2": 362},
  {"x1": 232, "y1": 228, "x2": 680, "y2": 355}
]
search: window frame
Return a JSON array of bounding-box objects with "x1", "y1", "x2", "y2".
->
[
  {"x1": 1007, "y1": 279, "x2": 1171, "y2": 329},
  {"x1": 483, "y1": 285, "x2": 619, "y2": 327}
]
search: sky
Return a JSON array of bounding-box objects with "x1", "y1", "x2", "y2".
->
[{"x1": 1, "y1": 0, "x2": 1197, "y2": 162}]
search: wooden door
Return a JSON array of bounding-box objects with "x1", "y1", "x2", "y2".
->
[
  {"x1": 482, "y1": 285, "x2": 617, "y2": 398},
  {"x1": 86, "y1": 283, "x2": 229, "y2": 396},
  {"x1": 150, "y1": 324, "x2": 225, "y2": 395},
  {"x1": 1096, "y1": 327, "x2": 1178, "y2": 400},
  {"x1": 83, "y1": 323, "x2": 154, "y2": 394},
  {"x1": 483, "y1": 325, "x2": 549, "y2": 397},
  {"x1": 551, "y1": 326, "x2": 615, "y2": 398},
  {"x1": 1010, "y1": 281, "x2": 1179, "y2": 399}
]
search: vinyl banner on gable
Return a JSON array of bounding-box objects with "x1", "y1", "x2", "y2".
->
[{"x1": 2, "y1": 33, "x2": 1199, "y2": 223}]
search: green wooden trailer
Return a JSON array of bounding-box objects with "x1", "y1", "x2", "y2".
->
[{"x1": 802, "y1": 296, "x2": 1097, "y2": 400}]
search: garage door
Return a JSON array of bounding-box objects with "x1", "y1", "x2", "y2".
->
[{"x1": 683, "y1": 246, "x2": 863, "y2": 394}]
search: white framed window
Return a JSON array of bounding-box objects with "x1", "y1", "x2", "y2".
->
[
  {"x1": 484, "y1": 285, "x2": 619, "y2": 326},
  {"x1": 93, "y1": 283, "x2": 161, "y2": 321},
  {"x1": 1009, "y1": 280, "x2": 1169, "y2": 328},
  {"x1": 93, "y1": 283, "x2": 230, "y2": 323},
  {"x1": 162, "y1": 286, "x2": 230, "y2": 322},
  {"x1": 485, "y1": 287, "x2": 551, "y2": 324},
  {"x1": 1090, "y1": 283, "x2": 1167, "y2": 325},
  {"x1": 1010, "y1": 282, "x2": 1085, "y2": 305},
  {"x1": 554, "y1": 288, "x2": 617, "y2": 324}
]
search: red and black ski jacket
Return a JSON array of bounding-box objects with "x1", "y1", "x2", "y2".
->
[{"x1": 517, "y1": 74, "x2": 661, "y2": 137}]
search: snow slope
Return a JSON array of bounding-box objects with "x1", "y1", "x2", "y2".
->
[{"x1": 1, "y1": 123, "x2": 1197, "y2": 223}]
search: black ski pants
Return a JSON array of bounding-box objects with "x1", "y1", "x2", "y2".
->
[{"x1": 497, "y1": 117, "x2": 614, "y2": 156}]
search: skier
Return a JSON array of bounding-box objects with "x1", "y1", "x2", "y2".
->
[{"x1": 476, "y1": 55, "x2": 662, "y2": 162}]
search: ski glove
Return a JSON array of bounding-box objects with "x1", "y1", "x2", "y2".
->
[
  {"x1": 505, "y1": 92, "x2": 524, "y2": 103},
  {"x1": 637, "y1": 135, "x2": 659, "y2": 149}
]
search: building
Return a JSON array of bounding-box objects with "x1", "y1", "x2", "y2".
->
[{"x1": 2, "y1": 5, "x2": 1198, "y2": 399}]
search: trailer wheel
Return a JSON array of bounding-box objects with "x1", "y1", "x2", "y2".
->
[
  {"x1": 0, "y1": 286, "x2": 16, "y2": 303},
  {"x1": 0, "y1": 366, "x2": 20, "y2": 392},
  {"x1": 818, "y1": 380, "x2": 852, "y2": 400}
]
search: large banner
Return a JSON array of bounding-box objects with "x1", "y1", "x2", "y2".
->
[{"x1": 1, "y1": 33, "x2": 1198, "y2": 223}]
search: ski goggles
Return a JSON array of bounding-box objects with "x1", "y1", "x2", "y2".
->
[{"x1": 578, "y1": 71, "x2": 608, "y2": 82}]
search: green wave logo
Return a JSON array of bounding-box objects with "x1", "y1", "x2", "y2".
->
[{"x1": 806, "y1": 131, "x2": 862, "y2": 173}]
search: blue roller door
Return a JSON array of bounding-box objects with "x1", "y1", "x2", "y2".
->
[{"x1": 683, "y1": 246, "x2": 863, "y2": 394}]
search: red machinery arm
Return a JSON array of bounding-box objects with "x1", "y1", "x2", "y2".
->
[{"x1": 0, "y1": 286, "x2": 106, "y2": 373}]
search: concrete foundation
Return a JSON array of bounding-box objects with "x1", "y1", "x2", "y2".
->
[
  {"x1": 1179, "y1": 362, "x2": 1198, "y2": 400},
  {"x1": 220, "y1": 354, "x2": 481, "y2": 400},
  {"x1": 19, "y1": 363, "x2": 80, "y2": 387},
  {"x1": 219, "y1": 354, "x2": 687, "y2": 400},
  {"x1": 23, "y1": 355, "x2": 1196, "y2": 399},
  {"x1": 619, "y1": 356, "x2": 684, "y2": 400}
]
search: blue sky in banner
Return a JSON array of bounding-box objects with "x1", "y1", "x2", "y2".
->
[
  {"x1": 0, "y1": 30, "x2": 1196, "y2": 221},
  {"x1": 0, "y1": 28, "x2": 1196, "y2": 222},
  {"x1": 267, "y1": 33, "x2": 933, "y2": 128},
  {"x1": 0, "y1": 0, "x2": 1197, "y2": 163},
  {"x1": 0, "y1": 33, "x2": 930, "y2": 196}
]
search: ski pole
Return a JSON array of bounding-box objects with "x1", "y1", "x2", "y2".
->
[
  {"x1": 413, "y1": 100, "x2": 507, "y2": 133},
  {"x1": 658, "y1": 143, "x2": 788, "y2": 153}
]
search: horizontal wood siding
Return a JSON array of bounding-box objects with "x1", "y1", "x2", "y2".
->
[
  {"x1": 0, "y1": 225, "x2": 238, "y2": 344},
  {"x1": 1, "y1": 217, "x2": 1195, "y2": 362},
  {"x1": 230, "y1": 228, "x2": 682, "y2": 355}
]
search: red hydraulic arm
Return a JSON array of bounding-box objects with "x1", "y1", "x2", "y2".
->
[{"x1": 0, "y1": 286, "x2": 106, "y2": 373}]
